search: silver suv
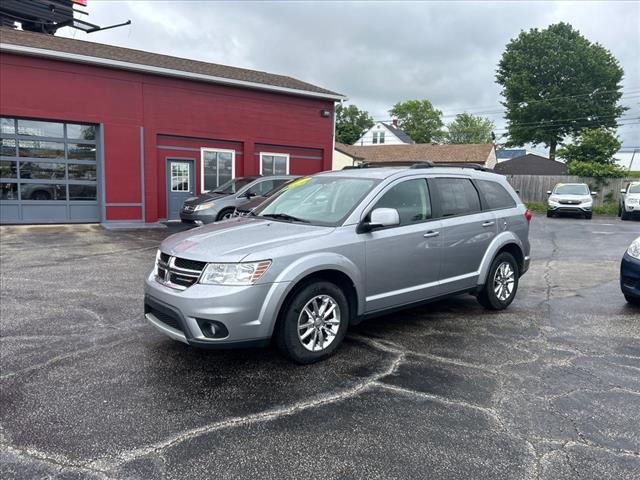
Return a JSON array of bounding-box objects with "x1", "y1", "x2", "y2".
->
[
  {"x1": 546, "y1": 183, "x2": 596, "y2": 219},
  {"x1": 144, "y1": 165, "x2": 532, "y2": 363}
]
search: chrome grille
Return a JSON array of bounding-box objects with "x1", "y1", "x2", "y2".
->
[{"x1": 156, "y1": 253, "x2": 205, "y2": 290}]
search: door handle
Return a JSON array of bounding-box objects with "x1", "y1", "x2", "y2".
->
[
  {"x1": 423, "y1": 231, "x2": 440, "y2": 238},
  {"x1": 482, "y1": 221, "x2": 495, "y2": 227}
]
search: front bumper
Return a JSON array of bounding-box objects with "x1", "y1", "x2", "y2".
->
[
  {"x1": 143, "y1": 271, "x2": 291, "y2": 348},
  {"x1": 179, "y1": 210, "x2": 216, "y2": 224},
  {"x1": 623, "y1": 202, "x2": 640, "y2": 214},
  {"x1": 548, "y1": 202, "x2": 592, "y2": 214},
  {"x1": 621, "y1": 253, "x2": 640, "y2": 299}
]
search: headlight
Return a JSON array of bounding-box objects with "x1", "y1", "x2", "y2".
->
[
  {"x1": 154, "y1": 249, "x2": 162, "y2": 275},
  {"x1": 194, "y1": 202, "x2": 214, "y2": 212},
  {"x1": 627, "y1": 238, "x2": 640, "y2": 260},
  {"x1": 200, "y1": 260, "x2": 271, "y2": 285},
  {"x1": 548, "y1": 196, "x2": 559, "y2": 203}
]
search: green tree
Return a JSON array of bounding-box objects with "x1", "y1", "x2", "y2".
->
[
  {"x1": 389, "y1": 99, "x2": 444, "y2": 143},
  {"x1": 557, "y1": 127, "x2": 621, "y2": 164},
  {"x1": 445, "y1": 113, "x2": 495, "y2": 144},
  {"x1": 496, "y1": 22, "x2": 626, "y2": 160},
  {"x1": 558, "y1": 127, "x2": 625, "y2": 178},
  {"x1": 335, "y1": 103, "x2": 374, "y2": 145}
]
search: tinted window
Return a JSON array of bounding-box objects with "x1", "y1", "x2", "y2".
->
[
  {"x1": 477, "y1": 180, "x2": 516, "y2": 210},
  {"x1": 249, "y1": 179, "x2": 276, "y2": 196},
  {"x1": 433, "y1": 178, "x2": 481, "y2": 217},
  {"x1": 373, "y1": 179, "x2": 431, "y2": 226}
]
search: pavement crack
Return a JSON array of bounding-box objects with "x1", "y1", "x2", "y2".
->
[{"x1": 96, "y1": 335, "x2": 406, "y2": 469}]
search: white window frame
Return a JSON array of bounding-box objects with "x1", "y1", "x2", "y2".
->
[
  {"x1": 200, "y1": 147, "x2": 235, "y2": 193},
  {"x1": 259, "y1": 152, "x2": 290, "y2": 175}
]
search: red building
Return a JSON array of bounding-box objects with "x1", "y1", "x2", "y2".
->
[{"x1": 0, "y1": 28, "x2": 343, "y2": 225}]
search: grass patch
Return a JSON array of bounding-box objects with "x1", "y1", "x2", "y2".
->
[
  {"x1": 526, "y1": 201, "x2": 618, "y2": 216},
  {"x1": 592, "y1": 202, "x2": 618, "y2": 216},
  {"x1": 525, "y1": 202, "x2": 547, "y2": 214}
]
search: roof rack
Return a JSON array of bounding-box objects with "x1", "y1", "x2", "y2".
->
[
  {"x1": 343, "y1": 161, "x2": 492, "y2": 172},
  {"x1": 410, "y1": 162, "x2": 491, "y2": 172}
]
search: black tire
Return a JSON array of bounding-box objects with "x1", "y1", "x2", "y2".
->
[
  {"x1": 216, "y1": 208, "x2": 235, "y2": 221},
  {"x1": 618, "y1": 205, "x2": 622, "y2": 217},
  {"x1": 477, "y1": 252, "x2": 519, "y2": 310},
  {"x1": 275, "y1": 281, "x2": 349, "y2": 364},
  {"x1": 584, "y1": 212, "x2": 592, "y2": 220},
  {"x1": 624, "y1": 294, "x2": 640, "y2": 306},
  {"x1": 31, "y1": 190, "x2": 51, "y2": 200},
  {"x1": 621, "y1": 206, "x2": 630, "y2": 221},
  {"x1": 546, "y1": 210, "x2": 553, "y2": 218}
]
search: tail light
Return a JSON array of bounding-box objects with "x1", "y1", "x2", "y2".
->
[{"x1": 524, "y1": 209, "x2": 533, "y2": 223}]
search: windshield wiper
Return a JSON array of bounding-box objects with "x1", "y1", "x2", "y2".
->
[{"x1": 260, "y1": 213, "x2": 309, "y2": 223}]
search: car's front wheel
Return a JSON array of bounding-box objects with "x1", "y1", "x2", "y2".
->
[
  {"x1": 275, "y1": 281, "x2": 349, "y2": 364},
  {"x1": 477, "y1": 252, "x2": 519, "y2": 310},
  {"x1": 216, "y1": 208, "x2": 235, "y2": 221},
  {"x1": 624, "y1": 294, "x2": 640, "y2": 306},
  {"x1": 621, "y1": 206, "x2": 630, "y2": 221}
]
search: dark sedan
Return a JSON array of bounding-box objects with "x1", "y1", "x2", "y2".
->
[{"x1": 621, "y1": 236, "x2": 640, "y2": 305}]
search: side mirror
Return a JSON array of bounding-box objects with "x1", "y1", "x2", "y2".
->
[
  {"x1": 621, "y1": 189, "x2": 626, "y2": 194},
  {"x1": 360, "y1": 208, "x2": 400, "y2": 232},
  {"x1": 546, "y1": 190, "x2": 552, "y2": 195},
  {"x1": 244, "y1": 191, "x2": 256, "y2": 199},
  {"x1": 591, "y1": 191, "x2": 597, "y2": 196}
]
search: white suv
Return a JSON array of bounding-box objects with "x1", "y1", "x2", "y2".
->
[{"x1": 619, "y1": 182, "x2": 640, "y2": 221}]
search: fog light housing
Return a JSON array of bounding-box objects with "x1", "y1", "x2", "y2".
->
[{"x1": 196, "y1": 319, "x2": 229, "y2": 339}]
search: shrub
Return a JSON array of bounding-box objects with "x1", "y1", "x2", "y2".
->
[{"x1": 566, "y1": 161, "x2": 626, "y2": 178}]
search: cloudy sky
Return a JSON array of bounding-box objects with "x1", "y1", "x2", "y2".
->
[{"x1": 59, "y1": 1, "x2": 639, "y2": 149}]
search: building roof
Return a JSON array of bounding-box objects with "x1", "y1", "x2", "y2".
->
[
  {"x1": 0, "y1": 27, "x2": 344, "y2": 100},
  {"x1": 493, "y1": 153, "x2": 566, "y2": 175},
  {"x1": 496, "y1": 148, "x2": 527, "y2": 160},
  {"x1": 335, "y1": 142, "x2": 495, "y2": 165},
  {"x1": 380, "y1": 122, "x2": 414, "y2": 144}
]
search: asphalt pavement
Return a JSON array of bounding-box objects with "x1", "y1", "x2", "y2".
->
[{"x1": 1, "y1": 216, "x2": 639, "y2": 479}]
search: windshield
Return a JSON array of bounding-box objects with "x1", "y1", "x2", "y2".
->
[
  {"x1": 212, "y1": 178, "x2": 254, "y2": 194},
  {"x1": 628, "y1": 184, "x2": 640, "y2": 194},
  {"x1": 264, "y1": 178, "x2": 302, "y2": 197},
  {"x1": 554, "y1": 184, "x2": 589, "y2": 195},
  {"x1": 254, "y1": 176, "x2": 378, "y2": 226}
]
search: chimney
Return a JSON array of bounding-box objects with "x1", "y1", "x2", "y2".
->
[{"x1": 391, "y1": 116, "x2": 398, "y2": 127}]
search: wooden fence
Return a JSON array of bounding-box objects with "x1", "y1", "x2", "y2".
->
[{"x1": 503, "y1": 175, "x2": 634, "y2": 207}]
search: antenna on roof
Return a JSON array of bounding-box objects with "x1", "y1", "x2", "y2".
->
[{"x1": 0, "y1": 0, "x2": 131, "y2": 35}]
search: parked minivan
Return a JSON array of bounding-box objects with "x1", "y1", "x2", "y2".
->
[{"x1": 145, "y1": 164, "x2": 531, "y2": 363}]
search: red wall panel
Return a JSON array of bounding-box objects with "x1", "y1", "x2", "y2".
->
[{"x1": 0, "y1": 52, "x2": 336, "y2": 223}]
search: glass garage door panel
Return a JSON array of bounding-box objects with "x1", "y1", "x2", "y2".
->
[{"x1": 0, "y1": 117, "x2": 100, "y2": 224}]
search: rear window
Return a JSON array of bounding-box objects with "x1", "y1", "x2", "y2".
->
[
  {"x1": 476, "y1": 180, "x2": 516, "y2": 210},
  {"x1": 433, "y1": 178, "x2": 481, "y2": 217}
]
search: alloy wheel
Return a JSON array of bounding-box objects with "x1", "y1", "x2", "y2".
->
[
  {"x1": 493, "y1": 262, "x2": 515, "y2": 301},
  {"x1": 297, "y1": 294, "x2": 341, "y2": 352}
]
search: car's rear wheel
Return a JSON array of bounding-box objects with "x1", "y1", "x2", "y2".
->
[
  {"x1": 477, "y1": 252, "x2": 519, "y2": 310},
  {"x1": 216, "y1": 208, "x2": 235, "y2": 221},
  {"x1": 275, "y1": 281, "x2": 349, "y2": 364}
]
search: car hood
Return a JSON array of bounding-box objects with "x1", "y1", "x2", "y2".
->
[
  {"x1": 160, "y1": 217, "x2": 333, "y2": 262},
  {"x1": 183, "y1": 192, "x2": 230, "y2": 206},
  {"x1": 550, "y1": 194, "x2": 592, "y2": 202}
]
